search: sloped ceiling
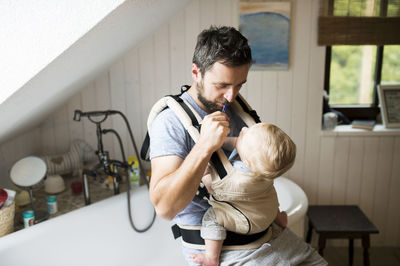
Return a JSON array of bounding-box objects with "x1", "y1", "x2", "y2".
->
[{"x1": 0, "y1": 0, "x2": 190, "y2": 143}]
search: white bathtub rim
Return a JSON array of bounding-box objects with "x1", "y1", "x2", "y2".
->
[{"x1": 274, "y1": 176, "x2": 308, "y2": 227}]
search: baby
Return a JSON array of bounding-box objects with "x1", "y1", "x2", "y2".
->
[{"x1": 190, "y1": 123, "x2": 296, "y2": 266}]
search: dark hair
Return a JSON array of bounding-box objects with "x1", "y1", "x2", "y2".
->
[{"x1": 192, "y1": 26, "x2": 252, "y2": 75}]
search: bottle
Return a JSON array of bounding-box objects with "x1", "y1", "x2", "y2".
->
[
  {"x1": 23, "y1": 210, "x2": 35, "y2": 228},
  {"x1": 128, "y1": 156, "x2": 140, "y2": 187},
  {"x1": 46, "y1": 195, "x2": 58, "y2": 214}
]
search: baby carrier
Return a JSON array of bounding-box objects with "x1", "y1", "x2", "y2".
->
[{"x1": 141, "y1": 85, "x2": 275, "y2": 250}]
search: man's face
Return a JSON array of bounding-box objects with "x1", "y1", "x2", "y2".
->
[{"x1": 193, "y1": 62, "x2": 250, "y2": 113}]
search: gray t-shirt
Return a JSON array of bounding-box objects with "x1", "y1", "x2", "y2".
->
[{"x1": 149, "y1": 91, "x2": 246, "y2": 226}]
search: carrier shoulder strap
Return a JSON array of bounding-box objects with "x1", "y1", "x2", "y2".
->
[
  {"x1": 140, "y1": 86, "x2": 262, "y2": 179},
  {"x1": 232, "y1": 93, "x2": 261, "y2": 127},
  {"x1": 140, "y1": 86, "x2": 269, "y2": 249},
  {"x1": 140, "y1": 85, "x2": 191, "y2": 161},
  {"x1": 140, "y1": 87, "x2": 230, "y2": 181}
]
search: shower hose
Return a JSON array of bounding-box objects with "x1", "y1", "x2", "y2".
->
[{"x1": 107, "y1": 111, "x2": 156, "y2": 233}]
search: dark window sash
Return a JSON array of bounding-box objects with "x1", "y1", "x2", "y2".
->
[{"x1": 322, "y1": 0, "x2": 391, "y2": 121}]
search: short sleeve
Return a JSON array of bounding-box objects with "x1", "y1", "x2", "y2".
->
[{"x1": 149, "y1": 108, "x2": 194, "y2": 160}]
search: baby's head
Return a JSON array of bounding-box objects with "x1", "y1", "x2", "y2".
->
[{"x1": 236, "y1": 123, "x2": 296, "y2": 178}]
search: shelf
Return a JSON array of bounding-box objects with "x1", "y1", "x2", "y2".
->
[{"x1": 321, "y1": 124, "x2": 400, "y2": 137}]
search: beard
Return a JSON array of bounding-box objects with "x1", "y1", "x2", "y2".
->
[{"x1": 196, "y1": 80, "x2": 226, "y2": 113}]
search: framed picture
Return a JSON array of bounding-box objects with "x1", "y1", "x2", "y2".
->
[
  {"x1": 239, "y1": 0, "x2": 291, "y2": 71},
  {"x1": 378, "y1": 84, "x2": 400, "y2": 128}
]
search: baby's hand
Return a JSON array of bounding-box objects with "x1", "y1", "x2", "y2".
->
[
  {"x1": 275, "y1": 211, "x2": 288, "y2": 228},
  {"x1": 222, "y1": 136, "x2": 237, "y2": 151},
  {"x1": 201, "y1": 173, "x2": 215, "y2": 195}
]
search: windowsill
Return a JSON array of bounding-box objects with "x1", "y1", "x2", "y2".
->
[{"x1": 321, "y1": 124, "x2": 400, "y2": 137}]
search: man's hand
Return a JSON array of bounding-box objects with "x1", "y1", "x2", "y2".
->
[{"x1": 198, "y1": 111, "x2": 230, "y2": 153}]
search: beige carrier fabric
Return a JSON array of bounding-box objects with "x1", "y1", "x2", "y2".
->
[
  {"x1": 147, "y1": 96, "x2": 202, "y2": 142},
  {"x1": 209, "y1": 168, "x2": 279, "y2": 235}
]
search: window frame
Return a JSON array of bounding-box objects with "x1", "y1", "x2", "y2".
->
[
  {"x1": 324, "y1": 45, "x2": 383, "y2": 120},
  {"x1": 323, "y1": 0, "x2": 391, "y2": 121}
]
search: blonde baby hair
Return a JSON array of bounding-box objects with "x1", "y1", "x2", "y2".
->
[{"x1": 240, "y1": 123, "x2": 296, "y2": 178}]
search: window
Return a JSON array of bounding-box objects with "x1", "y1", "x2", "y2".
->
[{"x1": 320, "y1": 0, "x2": 400, "y2": 120}]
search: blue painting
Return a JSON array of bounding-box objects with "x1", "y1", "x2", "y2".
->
[{"x1": 239, "y1": 1, "x2": 291, "y2": 70}]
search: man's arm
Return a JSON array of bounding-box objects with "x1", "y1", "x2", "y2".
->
[{"x1": 149, "y1": 111, "x2": 229, "y2": 220}]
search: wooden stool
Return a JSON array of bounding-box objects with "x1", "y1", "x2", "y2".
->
[{"x1": 306, "y1": 205, "x2": 379, "y2": 266}]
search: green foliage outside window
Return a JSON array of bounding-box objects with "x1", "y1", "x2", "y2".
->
[
  {"x1": 329, "y1": 45, "x2": 400, "y2": 105},
  {"x1": 382, "y1": 46, "x2": 400, "y2": 84},
  {"x1": 327, "y1": 0, "x2": 400, "y2": 107}
]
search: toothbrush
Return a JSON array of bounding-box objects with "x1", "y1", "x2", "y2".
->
[{"x1": 222, "y1": 104, "x2": 227, "y2": 113}]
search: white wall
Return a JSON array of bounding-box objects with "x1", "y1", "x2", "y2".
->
[{"x1": 1, "y1": 0, "x2": 399, "y2": 247}]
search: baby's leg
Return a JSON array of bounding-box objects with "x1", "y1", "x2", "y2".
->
[{"x1": 190, "y1": 208, "x2": 226, "y2": 266}]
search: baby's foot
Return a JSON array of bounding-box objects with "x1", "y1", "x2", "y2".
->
[{"x1": 189, "y1": 252, "x2": 219, "y2": 266}]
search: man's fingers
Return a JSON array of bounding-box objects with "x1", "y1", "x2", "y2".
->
[{"x1": 206, "y1": 111, "x2": 229, "y2": 120}]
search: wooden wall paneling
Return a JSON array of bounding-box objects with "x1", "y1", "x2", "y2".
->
[
  {"x1": 109, "y1": 60, "x2": 128, "y2": 160},
  {"x1": 169, "y1": 12, "x2": 186, "y2": 93},
  {"x1": 184, "y1": 0, "x2": 200, "y2": 85},
  {"x1": 139, "y1": 36, "x2": 156, "y2": 125},
  {"x1": 276, "y1": 71, "x2": 293, "y2": 135},
  {"x1": 289, "y1": 0, "x2": 312, "y2": 186},
  {"x1": 124, "y1": 48, "x2": 143, "y2": 154},
  {"x1": 261, "y1": 72, "x2": 278, "y2": 125},
  {"x1": 16, "y1": 131, "x2": 35, "y2": 164},
  {"x1": 245, "y1": 71, "x2": 262, "y2": 116},
  {"x1": 31, "y1": 128, "x2": 42, "y2": 154},
  {"x1": 15, "y1": 131, "x2": 28, "y2": 158},
  {"x1": 67, "y1": 93, "x2": 84, "y2": 146},
  {"x1": 16, "y1": 128, "x2": 40, "y2": 158},
  {"x1": 317, "y1": 137, "x2": 335, "y2": 204},
  {"x1": 216, "y1": 0, "x2": 232, "y2": 27},
  {"x1": 359, "y1": 137, "x2": 379, "y2": 227},
  {"x1": 303, "y1": 0, "x2": 325, "y2": 205},
  {"x1": 385, "y1": 137, "x2": 400, "y2": 246},
  {"x1": 372, "y1": 137, "x2": 394, "y2": 245},
  {"x1": 81, "y1": 82, "x2": 98, "y2": 151},
  {"x1": 232, "y1": 0, "x2": 239, "y2": 27},
  {"x1": 199, "y1": 0, "x2": 216, "y2": 30},
  {"x1": 94, "y1": 72, "x2": 113, "y2": 154},
  {"x1": 331, "y1": 136, "x2": 350, "y2": 247},
  {"x1": 40, "y1": 116, "x2": 56, "y2": 155},
  {"x1": 302, "y1": 105, "x2": 322, "y2": 202},
  {"x1": 154, "y1": 24, "x2": 172, "y2": 98},
  {"x1": 0, "y1": 145, "x2": 9, "y2": 187},
  {"x1": 53, "y1": 105, "x2": 70, "y2": 154},
  {"x1": 331, "y1": 137, "x2": 350, "y2": 205},
  {"x1": 345, "y1": 137, "x2": 364, "y2": 205},
  {"x1": 0, "y1": 137, "x2": 19, "y2": 188},
  {"x1": 6, "y1": 135, "x2": 21, "y2": 162}
]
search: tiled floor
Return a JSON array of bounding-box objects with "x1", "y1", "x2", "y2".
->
[{"x1": 323, "y1": 247, "x2": 400, "y2": 266}]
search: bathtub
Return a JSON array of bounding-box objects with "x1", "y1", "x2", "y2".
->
[
  {"x1": 274, "y1": 176, "x2": 308, "y2": 238},
  {"x1": 0, "y1": 176, "x2": 307, "y2": 266}
]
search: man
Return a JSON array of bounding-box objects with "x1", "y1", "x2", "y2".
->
[{"x1": 149, "y1": 26, "x2": 326, "y2": 265}]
